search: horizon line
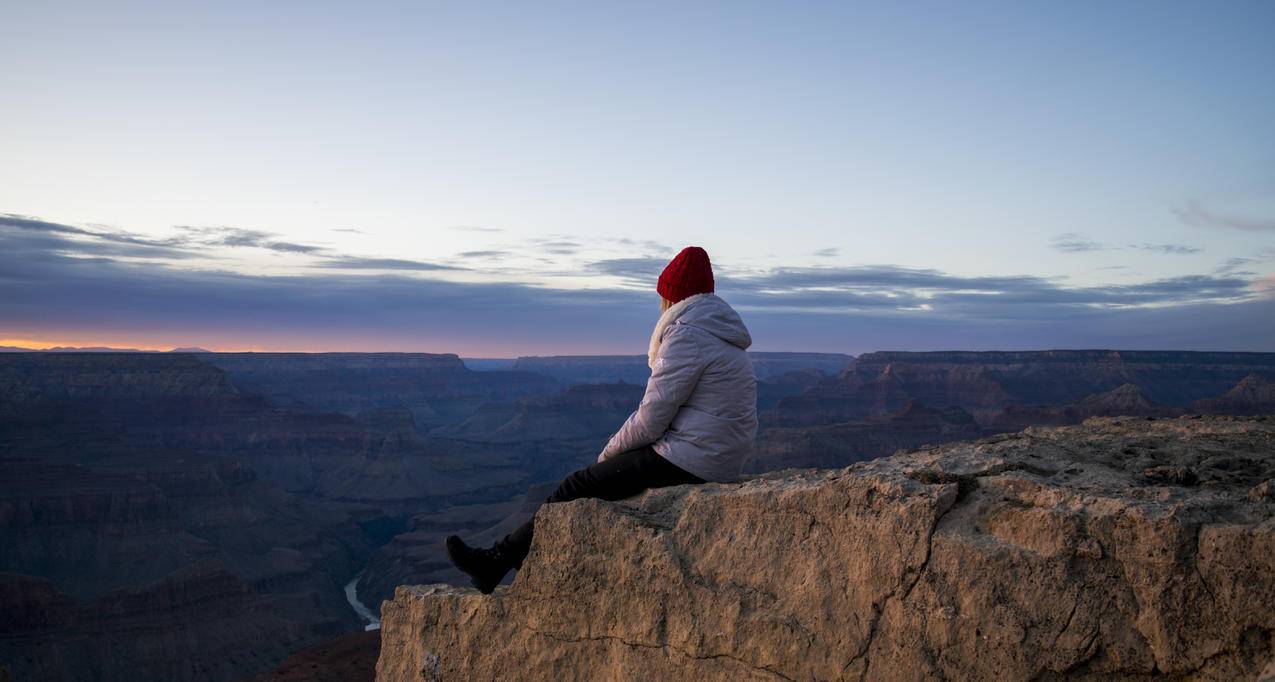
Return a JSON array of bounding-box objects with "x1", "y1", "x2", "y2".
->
[{"x1": 3, "y1": 342, "x2": 1274, "y2": 357}]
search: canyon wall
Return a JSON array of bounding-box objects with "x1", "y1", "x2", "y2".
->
[
  {"x1": 768, "y1": 350, "x2": 1275, "y2": 426},
  {"x1": 511, "y1": 352, "x2": 854, "y2": 385},
  {"x1": 0, "y1": 353, "x2": 573, "y2": 681},
  {"x1": 204, "y1": 352, "x2": 558, "y2": 428}
]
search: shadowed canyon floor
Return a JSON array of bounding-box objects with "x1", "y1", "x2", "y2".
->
[{"x1": 378, "y1": 416, "x2": 1275, "y2": 681}]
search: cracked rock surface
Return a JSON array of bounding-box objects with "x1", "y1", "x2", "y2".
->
[{"x1": 376, "y1": 416, "x2": 1275, "y2": 681}]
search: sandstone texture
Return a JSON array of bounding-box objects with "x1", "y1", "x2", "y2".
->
[{"x1": 378, "y1": 416, "x2": 1275, "y2": 681}]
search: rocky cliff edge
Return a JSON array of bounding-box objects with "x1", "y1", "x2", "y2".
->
[{"x1": 377, "y1": 416, "x2": 1275, "y2": 681}]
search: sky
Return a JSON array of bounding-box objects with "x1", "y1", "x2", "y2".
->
[{"x1": 2, "y1": 1, "x2": 1273, "y2": 355}]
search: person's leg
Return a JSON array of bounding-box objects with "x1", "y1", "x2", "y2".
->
[
  {"x1": 496, "y1": 445, "x2": 703, "y2": 567},
  {"x1": 549, "y1": 444, "x2": 705, "y2": 503},
  {"x1": 446, "y1": 446, "x2": 703, "y2": 593}
]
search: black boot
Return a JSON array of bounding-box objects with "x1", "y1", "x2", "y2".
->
[{"x1": 444, "y1": 535, "x2": 513, "y2": 594}]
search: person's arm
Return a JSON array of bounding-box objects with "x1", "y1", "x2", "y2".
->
[{"x1": 598, "y1": 325, "x2": 706, "y2": 462}]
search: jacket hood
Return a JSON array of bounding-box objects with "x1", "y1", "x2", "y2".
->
[{"x1": 647, "y1": 293, "x2": 752, "y2": 368}]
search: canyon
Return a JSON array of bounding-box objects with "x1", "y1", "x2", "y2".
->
[
  {"x1": 0, "y1": 352, "x2": 567, "y2": 681},
  {"x1": 1, "y1": 350, "x2": 1273, "y2": 680}
]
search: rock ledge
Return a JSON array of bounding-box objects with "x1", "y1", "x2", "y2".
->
[{"x1": 378, "y1": 416, "x2": 1275, "y2": 681}]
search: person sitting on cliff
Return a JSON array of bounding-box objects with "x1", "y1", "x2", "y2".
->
[{"x1": 445, "y1": 245, "x2": 759, "y2": 593}]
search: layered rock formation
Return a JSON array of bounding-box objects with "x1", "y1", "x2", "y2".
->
[
  {"x1": 0, "y1": 353, "x2": 571, "y2": 681},
  {"x1": 0, "y1": 352, "x2": 239, "y2": 401},
  {"x1": 430, "y1": 382, "x2": 644, "y2": 445},
  {"x1": 0, "y1": 354, "x2": 533, "y2": 511},
  {"x1": 510, "y1": 355, "x2": 654, "y2": 385},
  {"x1": 756, "y1": 369, "x2": 831, "y2": 411},
  {"x1": 0, "y1": 561, "x2": 330, "y2": 682},
  {"x1": 993, "y1": 383, "x2": 1185, "y2": 430},
  {"x1": 767, "y1": 350, "x2": 1275, "y2": 426},
  {"x1": 1194, "y1": 374, "x2": 1275, "y2": 416},
  {"x1": 0, "y1": 453, "x2": 366, "y2": 681},
  {"x1": 204, "y1": 352, "x2": 558, "y2": 428},
  {"x1": 378, "y1": 416, "x2": 1275, "y2": 680},
  {"x1": 746, "y1": 400, "x2": 983, "y2": 473},
  {"x1": 748, "y1": 352, "x2": 856, "y2": 379},
  {"x1": 511, "y1": 352, "x2": 854, "y2": 385}
]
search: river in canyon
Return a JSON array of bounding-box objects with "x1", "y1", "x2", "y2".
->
[{"x1": 344, "y1": 572, "x2": 381, "y2": 631}]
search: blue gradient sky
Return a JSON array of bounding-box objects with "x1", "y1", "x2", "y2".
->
[{"x1": 1, "y1": 2, "x2": 1273, "y2": 354}]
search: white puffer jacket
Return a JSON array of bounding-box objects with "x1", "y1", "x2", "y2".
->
[{"x1": 598, "y1": 293, "x2": 757, "y2": 482}]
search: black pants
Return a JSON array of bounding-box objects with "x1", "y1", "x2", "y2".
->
[{"x1": 495, "y1": 445, "x2": 705, "y2": 568}]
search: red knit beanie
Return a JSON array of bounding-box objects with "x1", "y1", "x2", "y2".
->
[{"x1": 657, "y1": 246, "x2": 714, "y2": 304}]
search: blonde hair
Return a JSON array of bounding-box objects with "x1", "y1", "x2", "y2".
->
[{"x1": 660, "y1": 297, "x2": 672, "y2": 312}]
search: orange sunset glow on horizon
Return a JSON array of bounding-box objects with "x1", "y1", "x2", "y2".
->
[
  {"x1": 0, "y1": 336, "x2": 625, "y2": 357},
  {"x1": 0, "y1": 337, "x2": 289, "y2": 353}
]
